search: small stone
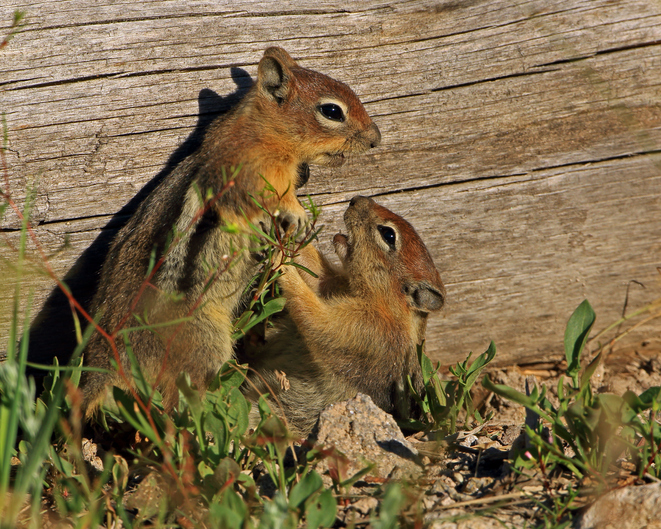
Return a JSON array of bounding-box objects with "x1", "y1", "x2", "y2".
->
[
  {"x1": 460, "y1": 435, "x2": 478, "y2": 447},
  {"x1": 431, "y1": 477, "x2": 451, "y2": 496},
  {"x1": 422, "y1": 496, "x2": 437, "y2": 510},
  {"x1": 619, "y1": 461, "x2": 636, "y2": 473},
  {"x1": 428, "y1": 514, "x2": 506, "y2": 529},
  {"x1": 312, "y1": 393, "x2": 422, "y2": 487},
  {"x1": 462, "y1": 476, "x2": 495, "y2": 495},
  {"x1": 350, "y1": 496, "x2": 378, "y2": 515},
  {"x1": 439, "y1": 495, "x2": 455, "y2": 506},
  {"x1": 124, "y1": 473, "x2": 167, "y2": 519},
  {"x1": 575, "y1": 482, "x2": 661, "y2": 529},
  {"x1": 452, "y1": 471, "x2": 464, "y2": 484},
  {"x1": 499, "y1": 424, "x2": 522, "y2": 446}
]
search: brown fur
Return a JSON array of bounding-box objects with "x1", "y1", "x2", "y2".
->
[
  {"x1": 80, "y1": 48, "x2": 380, "y2": 417},
  {"x1": 243, "y1": 196, "x2": 445, "y2": 436}
]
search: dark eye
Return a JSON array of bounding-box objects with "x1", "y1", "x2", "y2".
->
[
  {"x1": 377, "y1": 225, "x2": 396, "y2": 247},
  {"x1": 319, "y1": 103, "x2": 345, "y2": 122}
]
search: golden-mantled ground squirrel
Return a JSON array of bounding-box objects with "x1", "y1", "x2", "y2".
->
[
  {"x1": 243, "y1": 196, "x2": 445, "y2": 436},
  {"x1": 80, "y1": 48, "x2": 380, "y2": 416}
]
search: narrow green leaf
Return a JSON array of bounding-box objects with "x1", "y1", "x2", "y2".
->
[
  {"x1": 601, "y1": 393, "x2": 637, "y2": 423},
  {"x1": 431, "y1": 376, "x2": 447, "y2": 408},
  {"x1": 417, "y1": 345, "x2": 436, "y2": 385},
  {"x1": 205, "y1": 412, "x2": 229, "y2": 459},
  {"x1": 339, "y1": 462, "x2": 375, "y2": 489},
  {"x1": 305, "y1": 489, "x2": 337, "y2": 529},
  {"x1": 564, "y1": 300, "x2": 596, "y2": 383},
  {"x1": 113, "y1": 388, "x2": 162, "y2": 446},
  {"x1": 232, "y1": 310, "x2": 254, "y2": 331},
  {"x1": 257, "y1": 395, "x2": 274, "y2": 419},
  {"x1": 463, "y1": 341, "x2": 497, "y2": 390},
  {"x1": 636, "y1": 386, "x2": 661, "y2": 407},
  {"x1": 580, "y1": 351, "x2": 602, "y2": 396},
  {"x1": 177, "y1": 373, "x2": 201, "y2": 411},
  {"x1": 482, "y1": 375, "x2": 535, "y2": 407},
  {"x1": 289, "y1": 470, "x2": 323, "y2": 508},
  {"x1": 216, "y1": 361, "x2": 248, "y2": 391},
  {"x1": 288, "y1": 262, "x2": 319, "y2": 278},
  {"x1": 482, "y1": 375, "x2": 553, "y2": 424},
  {"x1": 248, "y1": 222, "x2": 279, "y2": 245},
  {"x1": 232, "y1": 298, "x2": 286, "y2": 339},
  {"x1": 209, "y1": 489, "x2": 247, "y2": 529},
  {"x1": 226, "y1": 387, "x2": 250, "y2": 436},
  {"x1": 370, "y1": 483, "x2": 406, "y2": 529}
]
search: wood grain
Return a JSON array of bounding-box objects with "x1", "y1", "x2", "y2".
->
[{"x1": 1, "y1": 0, "x2": 660, "y2": 367}]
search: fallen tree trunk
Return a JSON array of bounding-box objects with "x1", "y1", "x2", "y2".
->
[{"x1": 1, "y1": 0, "x2": 660, "y2": 368}]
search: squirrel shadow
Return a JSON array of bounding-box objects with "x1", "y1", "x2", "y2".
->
[{"x1": 26, "y1": 67, "x2": 255, "y2": 377}]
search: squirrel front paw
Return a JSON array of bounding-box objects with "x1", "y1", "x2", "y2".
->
[
  {"x1": 276, "y1": 208, "x2": 308, "y2": 240},
  {"x1": 257, "y1": 212, "x2": 307, "y2": 242},
  {"x1": 257, "y1": 205, "x2": 309, "y2": 243}
]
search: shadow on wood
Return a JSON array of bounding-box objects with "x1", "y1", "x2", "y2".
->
[{"x1": 25, "y1": 68, "x2": 255, "y2": 379}]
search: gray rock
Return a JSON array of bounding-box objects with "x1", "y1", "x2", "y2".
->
[
  {"x1": 312, "y1": 393, "x2": 422, "y2": 485},
  {"x1": 461, "y1": 476, "x2": 496, "y2": 495},
  {"x1": 428, "y1": 514, "x2": 509, "y2": 529},
  {"x1": 575, "y1": 482, "x2": 661, "y2": 529}
]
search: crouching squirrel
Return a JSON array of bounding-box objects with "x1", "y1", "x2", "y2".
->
[
  {"x1": 243, "y1": 196, "x2": 445, "y2": 436},
  {"x1": 80, "y1": 48, "x2": 381, "y2": 416}
]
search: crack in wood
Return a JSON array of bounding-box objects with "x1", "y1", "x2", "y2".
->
[
  {"x1": 303, "y1": 148, "x2": 661, "y2": 206},
  {"x1": 17, "y1": 11, "x2": 247, "y2": 33},
  {"x1": 7, "y1": 62, "x2": 249, "y2": 91},
  {"x1": 432, "y1": 67, "x2": 558, "y2": 92},
  {"x1": 532, "y1": 39, "x2": 661, "y2": 70},
  {"x1": 16, "y1": 4, "x2": 409, "y2": 35},
  {"x1": 529, "y1": 149, "x2": 661, "y2": 174}
]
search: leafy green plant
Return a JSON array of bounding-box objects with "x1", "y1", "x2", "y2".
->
[
  {"x1": 233, "y1": 192, "x2": 322, "y2": 341},
  {"x1": 408, "y1": 341, "x2": 496, "y2": 434},
  {"x1": 86, "y1": 351, "x2": 339, "y2": 528},
  {"x1": 369, "y1": 483, "x2": 408, "y2": 529},
  {"x1": 529, "y1": 484, "x2": 579, "y2": 529},
  {"x1": 0, "y1": 145, "x2": 96, "y2": 524},
  {"x1": 254, "y1": 468, "x2": 336, "y2": 529},
  {"x1": 484, "y1": 299, "x2": 661, "y2": 485}
]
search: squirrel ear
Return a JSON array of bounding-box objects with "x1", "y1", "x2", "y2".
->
[
  {"x1": 262, "y1": 47, "x2": 298, "y2": 69},
  {"x1": 258, "y1": 48, "x2": 295, "y2": 104},
  {"x1": 404, "y1": 283, "x2": 445, "y2": 312}
]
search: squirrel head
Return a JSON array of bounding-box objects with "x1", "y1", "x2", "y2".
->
[
  {"x1": 333, "y1": 196, "x2": 446, "y2": 313},
  {"x1": 254, "y1": 47, "x2": 381, "y2": 168}
]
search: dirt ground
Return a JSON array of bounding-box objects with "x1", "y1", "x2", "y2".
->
[
  {"x1": 373, "y1": 346, "x2": 661, "y2": 528},
  {"x1": 29, "y1": 344, "x2": 661, "y2": 528}
]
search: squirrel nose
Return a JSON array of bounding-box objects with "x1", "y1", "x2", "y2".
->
[{"x1": 369, "y1": 123, "x2": 381, "y2": 149}]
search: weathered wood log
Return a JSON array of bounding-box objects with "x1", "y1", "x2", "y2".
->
[{"x1": 1, "y1": 0, "x2": 660, "y2": 368}]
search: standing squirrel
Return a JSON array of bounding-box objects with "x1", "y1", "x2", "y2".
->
[
  {"x1": 80, "y1": 48, "x2": 381, "y2": 416},
  {"x1": 243, "y1": 196, "x2": 445, "y2": 436}
]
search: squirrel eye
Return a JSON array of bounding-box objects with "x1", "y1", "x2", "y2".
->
[
  {"x1": 318, "y1": 103, "x2": 345, "y2": 122},
  {"x1": 377, "y1": 225, "x2": 396, "y2": 247}
]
